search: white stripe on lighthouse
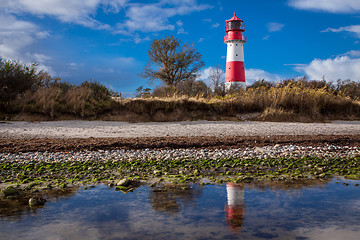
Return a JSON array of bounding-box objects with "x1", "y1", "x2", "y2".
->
[{"x1": 226, "y1": 42, "x2": 244, "y2": 62}]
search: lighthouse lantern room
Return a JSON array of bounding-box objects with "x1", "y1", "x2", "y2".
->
[{"x1": 224, "y1": 13, "x2": 247, "y2": 91}]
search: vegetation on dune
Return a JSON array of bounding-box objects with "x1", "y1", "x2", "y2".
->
[
  {"x1": 120, "y1": 77, "x2": 360, "y2": 122},
  {"x1": 0, "y1": 59, "x2": 113, "y2": 119},
  {"x1": 17, "y1": 80, "x2": 113, "y2": 119},
  {"x1": 0, "y1": 57, "x2": 360, "y2": 122},
  {"x1": 0, "y1": 59, "x2": 54, "y2": 108}
]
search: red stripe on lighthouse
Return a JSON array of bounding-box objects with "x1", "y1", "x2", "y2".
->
[{"x1": 225, "y1": 61, "x2": 245, "y2": 83}]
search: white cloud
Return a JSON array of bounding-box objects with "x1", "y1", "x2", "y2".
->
[
  {"x1": 212, "y1": 23, "x2": 220, "y2": 28},
  {"x1": 134, "y1": 36, "x2": 151, "y2": 43},
  {"x1": 177, "y1": 28, "x2": 188, "y2": 34},
  {"x1": 196, "y1": 66, "x2": 224, "y2": 86},
  {"x1": 202, "y1": 18, "x2": 212, "y2": 22},
  {"x1": 0, "y1": 14, "x2": 53, "y2": 73},
  {"x1": 2, "y1": 1, "x2": 212, "y2": 46},
  {"x1": 322, "y1": 25, "x2": 360, "y2": 38},
  {"x1": 342, "y1": 50, "x2": 360, "y2": 57},
  {"x1": 0, "y1": 14, "x2": 42, "y2": 60},
  {"x1": 266, "y1": 22, "x2": 285, "y2": 32},
  {"x1": 295, "y1": 225, "x2": 360, "y2": 240},
  {"x1": 288, "y1": 0, "x2": 360, "y2": 13},
  {"x1": 31, "y1": 53, "x2": 51, "y2": 63},
  {"x1": 36, "y1": 31, "x2": 51, "y2": 39},
  {"x1": 295, "y1": 55, "x2": 360, "y2": 82},
  {"x1": 2, "y1": 0, "x2": 128, "y2": 29},
  {"x1": 116, "y1": 35, "x2": 151, "y2": 44},
  {"x1": 113, "y1": 56, "x2": 138, "y2": 68},
  {"x1": 245, "y1": 68, "x2": 282, "y2": 85},
  {"x1": 69, "y1": 62, "x2": 79, "y2": 69},
  {"x1": 176, "y1": 20, "x2": 188, "y2": 34},
  {"x1": 176, "y1": 20, "x2": 183, "y2": 27},
  {"x1": 116, "y1": 1, "x2": 212, "y2": 33},
  {"x1": 197, "y1": 67, "x2": 282, "y2": 86},
  {"x1": 101, "y1": 0, "x2": 129, "y2": 13}
]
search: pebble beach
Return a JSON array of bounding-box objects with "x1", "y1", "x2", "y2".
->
[
  {"x1": 1, "y1": 120, "x2": 360, "y2": 163},
  {"x1": 1, "y1": 120, "x2": 360, "y2": 188},
  {"x1": 1, "y1": 120, "x2": 360, "y2": 138},
  {"x1": 1, "y1": 144, "x2": 359, "y2": 164}
]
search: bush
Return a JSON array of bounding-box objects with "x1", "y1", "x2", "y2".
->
[
  {"x1": 0, "y1": 59, "x2": 48, "y2": 109},
  {"x1": 18, "y1": 80, "x2": 112, "y2": 118},
  {"x1": 151, "y1": 80, "x2": 211, "y2": 98},
  {"x1": 336, "y1": 79, "x2": 360, "y2": 100}
]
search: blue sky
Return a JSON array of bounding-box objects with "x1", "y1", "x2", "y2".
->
[{"x1": 1, "y1": 0, "x2": 360, "y2": 97}]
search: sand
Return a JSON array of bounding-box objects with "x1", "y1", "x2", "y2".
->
[{"x1": 1, "y1": 120, "x2": 360, "y2": 139}]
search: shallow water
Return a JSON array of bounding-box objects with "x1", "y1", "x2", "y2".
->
[{"x1": 1, "y1": 178, "x2": 360, "y2": 240}]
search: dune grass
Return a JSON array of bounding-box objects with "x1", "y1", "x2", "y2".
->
[
  {"x1": 109, "y1": 83, "x2": 360, "y2": 122},
  {"x1": 0, "y1": 59, "x2": 359, "y2": 122}
]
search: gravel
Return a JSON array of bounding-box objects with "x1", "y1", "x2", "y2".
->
[
  {"x1": 1, "y1": 144, "x2": 359, "y2": 164},
  {"x1": 1, "y1": 120, "x2": 360, "y2": 138},
  {"x1": 1, "y1": 121, "x2": 359, "y2": 162}
]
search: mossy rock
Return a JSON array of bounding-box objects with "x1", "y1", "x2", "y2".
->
[
  {"x1": 29, "y1": 196, "x2": 46, "y2": 207},
  {"x1": 115, "y1": 186, "x2": 128, "y2": 191},
  {"x1": 0, "y1": 186, "x2": 20, "y2": 198}
]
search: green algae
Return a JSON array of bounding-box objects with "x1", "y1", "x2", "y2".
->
[{"x1": 0, "y1": 156, "x2": 360, "y2": 191}]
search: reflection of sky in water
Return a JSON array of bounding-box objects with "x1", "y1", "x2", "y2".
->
[{"x1": 0, "y1": 179, "x2": 360, "y2": 240}]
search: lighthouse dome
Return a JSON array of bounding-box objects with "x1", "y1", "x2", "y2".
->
[{"x1": 226, "y1": 13, "x2": 244, "y2": 31}]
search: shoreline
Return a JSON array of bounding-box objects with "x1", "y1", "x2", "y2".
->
[
  {"x1": 1, "y1": 134, "x2": 360, "y2": 153},
  {"x1": 1, "y1": 144, "x2": 359, "y2": 193},
  {"x1": 1, "y1": 120, "x2": 360, "y2": 139},
  {"x1": 1, "y1": 120, "x2": 359, "y2": 199}
]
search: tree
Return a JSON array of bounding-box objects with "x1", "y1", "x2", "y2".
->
[
  {"x1": 177, "y1": 79, "x2": 211, "y2": 97},
  {"x1": 249, "y1": 79, "x2": 274, "y2": 89},
  {"x1": 208, "y1": 65, "x2": 225, "y2": 96},
  {"x1": 142, "y1": 35, "x2": 205, "y2": 87},
  {"x1": 136, "y1": 86, "x2": 151, "y2": 98},
  {"x1": 209, "y1": 65, "x2": 224, "y2": 89}
]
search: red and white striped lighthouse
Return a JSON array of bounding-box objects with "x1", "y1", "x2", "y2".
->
[
  {"x1": 225, "y1": 182, "x2": 245, "y2": 232},
  {"x1": 224, "y1": 13, "x2": 247, "y2": 91}
]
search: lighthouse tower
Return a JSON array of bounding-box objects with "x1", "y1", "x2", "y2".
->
[
  {"x1": 225, "y1": 183, "x2": 245, "y2": 232},
  {"x1": 224, "y1": 13, "x2": 247, "y2": 91}
]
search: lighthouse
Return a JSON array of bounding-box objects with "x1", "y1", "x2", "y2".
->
[
  {"x1": 225, "y1": 183, "x2": 245, "y2": 233},
  {"x1": 224, "y1": 13, "x2": 247, "y2": 91}
]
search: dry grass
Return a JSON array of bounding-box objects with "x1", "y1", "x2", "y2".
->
[
  {"x1": 110, "y1": 85, "x2": 360, "y2": 122},
  {"x1": 10, "y1": 82, "x2": 112, "y2": 119},
  {"x1": 2, "y1": 79, "x2": 360, "y2": 122}
]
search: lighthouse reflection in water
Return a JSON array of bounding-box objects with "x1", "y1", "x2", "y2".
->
[
  {"x1": 148, "y1": 183, "x2": 245, "y2": 234},
  {"x1": 2, "y1": 179, "x2": 360, "y2": 239},
  {"x1": 225, "y1": 183, "x2": 245, "y2": 233}
]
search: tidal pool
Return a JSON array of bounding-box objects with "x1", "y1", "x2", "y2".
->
[{"x1": 1, "y1": 178, "x2": 360, "y2": 240}]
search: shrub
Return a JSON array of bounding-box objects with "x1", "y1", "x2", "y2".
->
[{"x1": 17, "y1": 80, "x2": 112, "y2": 118}]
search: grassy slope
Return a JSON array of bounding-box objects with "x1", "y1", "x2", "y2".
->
[{"x1": 2, "y1": 80, "x2": 360, "y2": 122}]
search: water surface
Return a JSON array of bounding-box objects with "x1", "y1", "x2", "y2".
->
[{"x1": 1, "y1": 178, "x2": 360, "y2": 240}]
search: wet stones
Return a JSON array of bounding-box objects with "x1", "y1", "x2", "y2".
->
[
  {"x1": 117, "y1": 178, "x2": 130, "y2": 187},
  {"x1": 0, "y1": 186, "x2": 20, "y2": 198},
  {"x1": 115, "y1": 178, "x2": 140, "y2": 191},
  {"x1": 28, "y1": 196, "x2": 46, "y2": 207},
  {"x1": 0, "y1": 144, "x2": 359, "y2": 164},
  {"x1": 0, "y1": 143, "x2": 359, "y2": 188}
]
